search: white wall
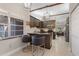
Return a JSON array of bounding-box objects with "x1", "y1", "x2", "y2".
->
[
  {"x1": 0, "y1": 3, "x2": 26, "y2": 19},
  {"x1": 0, "y1": 37, "x2": 25, "y2": 55},
  {"x1": 0, "y1": 3, "x2": 31, "y2": 34},
  {"x1": 0, "y1": 3, "x2": 40, "y2": 55},
  {"x1": 0, "y1": 3, "x2": 30, "y2": 55},
  {"x1": 70, "y1": 3, "x2": 79, "y2": 55}
]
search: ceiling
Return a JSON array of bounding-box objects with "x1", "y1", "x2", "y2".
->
[
  {"x1": 30, "y1": 3, "x2": 69, "y2": 21},
  {"x1": 30, "y1": 3, "x2": 55, "y2": 11}
]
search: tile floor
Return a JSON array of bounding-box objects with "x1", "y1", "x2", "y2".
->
[{"x1": 11, "y1": 36, "x2": 72, "y2": 56}]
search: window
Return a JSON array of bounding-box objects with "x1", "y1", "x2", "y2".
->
[
  {"x1": 10, "y1": 17, "x2": 23, "y2": 36},
  {"x1": 0, "y1": 25, "x2": 4, "y2": 37},
  {"x1": 0, "y1": 15, "x2": 8, "y2": 38},
  {"x1": 0, "y1": 15, "x2": 23, "y2": 39}
]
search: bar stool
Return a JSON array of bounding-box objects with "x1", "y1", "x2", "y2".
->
[
  {"x1": 32, "y1": 35, "x2": 45, "y2": 56},
  {"x1": 22, "y1": 35, "x2": 31, "y2": 52}
]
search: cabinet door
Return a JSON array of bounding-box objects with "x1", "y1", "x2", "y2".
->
[
  {"x1": 30, "y1": 20, "x2": 35, "y2": 27},
  {"x1": 30, "y1": 17, "x2": 40, "y2": 27},
  {"x1": 40, "y1": 21, "x2": 44, "y2": 28}
]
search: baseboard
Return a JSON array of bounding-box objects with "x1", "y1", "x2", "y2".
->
[{"x1": 1, "y1": 44, "x2": 27, "y2": 56}]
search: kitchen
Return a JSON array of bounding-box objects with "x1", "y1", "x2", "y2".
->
[{"x1": 0, "y1": 3, "x2": 71, "y2": 56}]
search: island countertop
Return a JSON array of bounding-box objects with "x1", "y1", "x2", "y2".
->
[{"x1": 28, "y1": 33, "x2": 50, "y2": 35}]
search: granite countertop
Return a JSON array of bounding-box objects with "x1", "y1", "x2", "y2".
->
[{"x1": 28, "y1": 33, "x2": 50, "y2": 35}]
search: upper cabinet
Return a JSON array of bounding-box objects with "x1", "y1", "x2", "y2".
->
[
  {"x1": 43, "y1": 20, "x2": 56, "y2": 29},
  {"x1": 30, "y1": 16, "x2": 55, "y2": 29},
  {"x1": 30, "y1": 16, "x2": 40, "y2": 28}
]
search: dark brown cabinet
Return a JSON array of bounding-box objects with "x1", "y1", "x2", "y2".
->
[
  {"x1": 30, "y1": 16, "x2": 40, "y2": 28},
  {"x1": 39, "y1": 21, "x2": 44, "y2": 28},
  {"x1": 41, "y1": 20, "x2": 55, "y2": 29},
  {"x1": 30, "y1": 16, "x2": 55, "y2": 29}
]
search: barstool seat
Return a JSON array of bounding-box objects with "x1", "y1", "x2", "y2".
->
[{"x1": 32, "y1": 36, "x2": 45, "y2": 46}]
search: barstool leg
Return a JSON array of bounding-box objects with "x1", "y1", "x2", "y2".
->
[
  {"x1": 42, "y1": 44, "x2": 45, "y2": 56},
  {"x1": 32, "y1": 44, "x2": 34, "y2": 56},
  {"x1": 44, "y1": 43, "x2": 45, "y2": 55},
  {"x1": 37, "y1": 46, "x2": 39, "y2": 56},
  {"x1": 32, "y1": 45, "x2": 37, "y2": 56}
]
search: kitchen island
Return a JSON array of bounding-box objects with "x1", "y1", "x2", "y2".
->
[{"x1": 28, "y1": 33, "x2": 52, "y2": 49}]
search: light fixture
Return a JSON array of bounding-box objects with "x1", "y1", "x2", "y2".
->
[
  {"x1": 46, "y1": 11, "x2": 50, "y2": 20},
  {"x1": 43, "y1": 9, "x2": 50, "y2": 21}
]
